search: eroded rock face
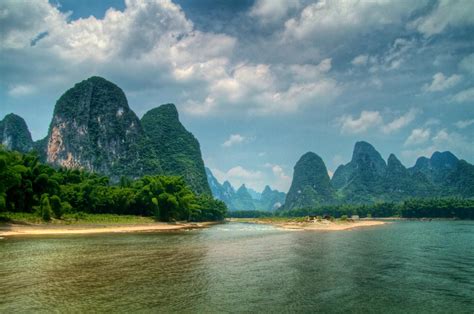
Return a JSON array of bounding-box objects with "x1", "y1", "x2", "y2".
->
[{"x1": 45, "y1": 76, "x2": 154, "y2": 178}]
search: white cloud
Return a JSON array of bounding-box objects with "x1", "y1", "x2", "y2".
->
[
  {"x1": 211, "y1": 165, "x2": 265, "y2": 191},
  {"x1": 452, "y1": 87, "x2": 474, "y2": 103},
  {"x1": 381, "y1": 108, "x2": 418, "y2": 134},
  {"x1": 7, "y1": 84, "x2": 36, "y2": 97},
  {"x1": 351, "y1": 54, "x2": 369, "y2": 66},
  {"x1": 455, "y1": 119, "x2": 474, "y2": 129},
  {"x1": 422, "y1": 72, "x2": 462, "y2": 92},
  {"x1": 336, "y1": 111, "x2": 383, "y2": 134},
  {"x1": 283, "y1": 1, "x2": 427, "y2": 41},
  {"x1": 404, "y1": 128, "x2": 431, "y2": 146},
  {"x1": 414, "y1": 0, "x2": 474, "y2": 37},
  {"x1": 264, "y1": 163, "x2": 291, "y2": 192},
  {"x1": 222, "y1": 134, "x2": 246, "y2": 147},
  {"x1": 249, "y1": 0, "x2": 301, "y2": 24}
]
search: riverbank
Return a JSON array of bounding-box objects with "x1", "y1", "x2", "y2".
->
[
  {"x1": 0, "y1": 222, "x2": 218, "y2": 237},
  {"x1": 231, "y1": 217, "x2": 386, "y2": 231}
]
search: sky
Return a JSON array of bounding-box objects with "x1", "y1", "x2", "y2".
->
[{"x1": 1, "y1": 0, "x2": 473, "y2": 192}]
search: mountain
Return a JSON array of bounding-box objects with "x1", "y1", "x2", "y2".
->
[
  {"x1": 205, "y1": 168, "x2": 286, "y2": 210},
  {"x1": 283, "y1": 142, "x2": 474, "y2": 210},
  {"x1": 283, "y1": 152, "x2": 335, "y2": 210},
  {"x1": 141, "y1": 104, "x2": 210, "y2": 195},
  {"x1": 232, "y1": 184, "x2": 256, "y2": 210},
  {"x1": 45, "y1": 76, "x2": 158, "y2": 179},
  {"x1": 0, "y1": 113, "x2": 33, "y2": 153},
  {"x1": 259, "y1": 185, "x2": 286, "y2": 210},
  {"x1": 2, "y1": 76, "x2": 210, "y2": 194},
  {"x1": 247, "y1": 188, "x2": 262, "y2": 200},
  {"x1": 409, "y1": 151, "x2": 459, "y2": 184}
]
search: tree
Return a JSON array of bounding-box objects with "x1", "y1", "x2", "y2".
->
[
  {"x1": 50, "y1": 195, "x2": 63, "y2": 219},
  {"x1": 40, "y1": 194, "x2": 52, "y2": 221}
]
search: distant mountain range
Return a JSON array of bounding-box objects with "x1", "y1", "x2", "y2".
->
[
  {"x1": 282, "y1": 141, "x2": 474, "y2": 210},
  {"x1": 205, "y1": 168, "x2": 286, "y2": 211}
]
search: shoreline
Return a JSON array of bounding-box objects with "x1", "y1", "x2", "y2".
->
[
  {"x1": 0, "y1": 221, "x2": 219, "y2": 237},
  {"x1": 231, "y1": 218, "x2": 387, "y2": 231}
]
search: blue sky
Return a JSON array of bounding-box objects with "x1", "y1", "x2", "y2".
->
[{"x1": 1, "y1": 0, "x2": 473, "y2": 192}]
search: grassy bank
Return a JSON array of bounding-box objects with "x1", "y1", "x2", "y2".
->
[{"x1": 0, "y1": 212, "x2": 156, "y2": 225}]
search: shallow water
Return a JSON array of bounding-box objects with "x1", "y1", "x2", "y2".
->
[{"x1": 1, "y1": 221, "x2": 473, "y2": 313}]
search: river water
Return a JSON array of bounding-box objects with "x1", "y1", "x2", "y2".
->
[{"x1": 1, "y1": 221, "x2": 473, "y2": 313}]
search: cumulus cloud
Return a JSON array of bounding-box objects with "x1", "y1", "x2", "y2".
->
[
  {"x1": 336, "y1": 111, "x2": 383, "y2": 134},
  {"x1": 337, "y1": 109, "x2": 417, "y2": 135},
  {"x1": 404, "y1": 128, "x2": 431, "y2": 146},
  {"x1": 249, "y1": 0, "x2": 301, "y2": 24},
  {"x1": 455, "y1": 119, "x2": 474, "y2": 129},
  {"x1": 451, "y1": 87, "x2": 474, "y2": 103},
  {"x1": 7, "y1": 84, "x2": 36, "y2": 97},
  {"x1": 211, "y1": 166, "x2": 265, "y2": 191},
  {"x1": 222, "y1": 134, "x2": 246, "y2": 147},
  {"x1": 283, "y1": 0, "x2": 427, "y2": 41},
  {"x1": 351, "y1": 54, "x2": 369, "y2": 66},
  {"x1": 422, "y1": 72, "x2": 462, "y2": 92},
  {"x1": 381, "y1": 109, "x2": 418, "y2": 134},
  {"x1": 264, "y1": 163, "x2": 292, "y2": 192},
  {"x1": 414, "y1": 0, "x2": 474, "y2": 37}
]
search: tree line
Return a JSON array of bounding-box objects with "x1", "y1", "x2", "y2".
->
[
  {"x1": 229, "y1": 198, "x2": 474, "y2": 219},
  {"x1": 0, "y1": 147, "x2": 227, "y2": 222}
]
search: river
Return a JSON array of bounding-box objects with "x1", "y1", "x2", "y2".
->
[{"x1": 1, "y1": 221, "x2": 473, "y2": 313}]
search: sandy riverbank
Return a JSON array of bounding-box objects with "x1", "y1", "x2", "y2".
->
[
  {"x1": 232, "y1": 218, "x2": 387, "y2": 231},
  {"x1": 0, "y1": 222, "x2": 217, "y2": 237}
]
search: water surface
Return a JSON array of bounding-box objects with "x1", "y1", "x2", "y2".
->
[{"x1": 1, "y1": 221, "x2": 473, "y2": 313}]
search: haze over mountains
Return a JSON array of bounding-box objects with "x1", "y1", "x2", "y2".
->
[
  {"x1": 206, "y1": 168, "x2": 285, "y2": 211},
  {"x1": 2, "y1": 77, "x2": 473, "y2": 212}
]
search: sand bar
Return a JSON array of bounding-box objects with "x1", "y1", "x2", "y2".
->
[
  {"x1": 232, "y1": 218, "x2": 386, "y2": 231},
  {"x1": 0, "y1": 222, "x2": 217, "y2": 237}
]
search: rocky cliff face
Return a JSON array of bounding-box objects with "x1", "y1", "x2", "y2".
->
[
  {"x1": 0, "y1": 113, "x2": 33, "y2": 153},
  {"x1": 283, "y1": 152, "x2": 334, "y2": 210},
  {"x1": 45, "y1": 76, "x2": 156, "y2": 179},
  {"x1": 141, "y1": 104, "x2": 211, "y2": 195}
]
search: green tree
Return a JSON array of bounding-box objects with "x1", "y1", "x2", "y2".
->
[
  {"x1": 40, "y1": 194, "x2": 52, "y2": 221},
  {"x1": 50, "y1": 195, "x2": 63, "y2": 219}
]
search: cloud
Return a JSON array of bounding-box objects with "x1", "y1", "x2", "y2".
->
[
  {"x1": 422, "y1": 72, "x2": 462, "y2": 92},
  {"x1": 459, "y1": 53, "x2": 474, "y2": 74},
  {"x1": 351, "y1": 54, "x2": 369, "y2": 66},
  {"x1": 249, "y1": 0, "x2": 301, "y2": 24},
  {"x1": 264, "y1": 163, "x2": 291, "y2": 191},
  {"x1": 222, "y1": 134, "x2": 246, "y2": 147},
  {"x1": 451, "y1": 87, "x2": 474, "y2": 103},
  {"x1": 211, "y1": 165, "x2": 265, "y2": 191},
  {"x1": 404, "y1": 128, "x2": 431, "y2": 146},
  {"x1": 283, "y1": 1, "x2": 427, "y2": 41},
  {"x1": 414, "y1": 0, "x2": 474, "y2": 37},
  {"x1": 7, "y1": 84, "x2": 36, "y2": 97},
  {"x1": 455, "y1": 119, "x2": 474, "y2": 129},
  {"x1": 336, "y1": 111, "x2": 383, "y2": 134},
  {"x1": 381, "y1": 108, "x2": 418, "y2": 134}
]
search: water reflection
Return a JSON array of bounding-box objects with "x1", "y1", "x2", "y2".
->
[{"x1": 1, "y1": 221, "x2": 473, "y2": 313}]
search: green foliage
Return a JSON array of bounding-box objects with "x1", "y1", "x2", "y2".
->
[
  {"x1": 228, "y1": 210, "x2": 274, "y2": 218},
  {"x1": 50, "y1": 195, "x2": 63, "y2": 219},
  {"x1": 40, "y1": 194, "x2": 52, "y2": 221},
  {"x1": 0, "y1": 113, "x2": 33, "y2": 153},
  {"x1": 0, "y1": 146, "x2": 226, "y2": 222},
  {"x1": 141, "y1": 104, "x2": 211, "y2": 195}
]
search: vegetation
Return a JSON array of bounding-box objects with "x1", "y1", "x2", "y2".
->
[
  {"x1": 141, "y1": 104, "x2": 211, "y2": 195},
  {"x1": 0, "y1": 212, "x2": 156, "y2": 225},
  {"x1": 229, "y1": 198, "x2": 474, "y2": 219},
  {"x1": 0, "y1": 147, "x2": 226, "y2": 222}
]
